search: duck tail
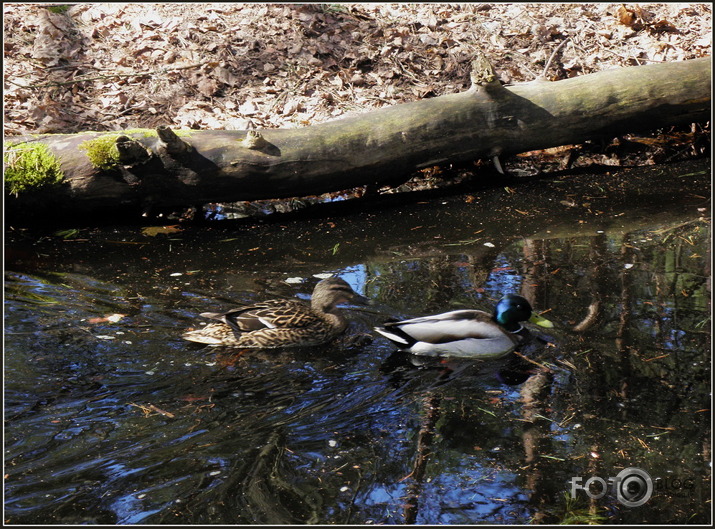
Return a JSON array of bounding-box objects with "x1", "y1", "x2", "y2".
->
[
  {"x1": 200, "y1": 311, "x2": 250, "y2": 334},
  {"x1": 182, "y1": 329, "x2": 224, "y2": 345},
  {"x1": 374, "y1": 324, "x2": 417, "y2": 348},
  {"x1": 200, "y1": 311, "x2": 229, "y2": 322}
]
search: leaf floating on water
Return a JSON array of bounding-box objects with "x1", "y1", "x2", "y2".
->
[
  {"x1": 539, "y1": 454, "x2": 566, "y2": 461},
  {"x1": 54, "y1": 228, "x2": 80, "y2": 239},
  {"x1": 20, "y1": 292, "x2": 59, "y2": 305},
  {"x1": 492, "y1": 266, "x2": 513, "y2": 272},
  {"x1": 88, "y1": 313, "x2": 126, "y2": 324},
  {"x1": 477, "y1": 407, "x2": 496, "y2": 417},
  {"x1": 142, "y1": 225, "x2": 182, "y2": 237},
  {"x1": 129, "y1": 402, "x2": 176, "y2": 418},
  {"x1": 444, "y1": 239, "x2": 480, "y2": 246},
  {"x1": 285, "y1": 277, "x2": 304, "y2": 284}
]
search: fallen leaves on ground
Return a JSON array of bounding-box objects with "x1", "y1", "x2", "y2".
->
[{"x1": 4, "y1": 3, "x2": 711, "y2": 136}]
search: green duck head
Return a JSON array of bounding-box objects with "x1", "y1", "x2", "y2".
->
[{"x1": 494, "y1": 294, "x2": 553, "y2": 331}]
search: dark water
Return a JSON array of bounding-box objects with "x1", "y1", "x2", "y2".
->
[{"x1": 4, "y1": 159, "x2": 711, "y2": 524}]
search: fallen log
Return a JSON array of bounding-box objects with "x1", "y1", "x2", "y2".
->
[{"x1": 4, "y1": 56, "x2": 710, "y2": 222}]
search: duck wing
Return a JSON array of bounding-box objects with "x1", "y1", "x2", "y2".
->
[
  {"x1": 379, "y1": 309, "x2": 501, "y2": 344},
  {"x1": 201, "y1": 299, "x2": 320, "y2": 333}
]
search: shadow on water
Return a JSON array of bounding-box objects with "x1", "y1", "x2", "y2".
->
[{"x1": 4, "y1": 158, "x2": 711, "y2": 524}]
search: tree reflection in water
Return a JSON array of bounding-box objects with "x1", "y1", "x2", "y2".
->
[{"x1": 4, "y1": 160, "x2": 710, "y2": 524}]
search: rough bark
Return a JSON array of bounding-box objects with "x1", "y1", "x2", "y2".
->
[{"x1": 5, "y1": 56, "x2": 710, "y2": 221}]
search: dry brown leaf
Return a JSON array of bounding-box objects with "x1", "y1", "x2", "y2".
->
[
  {"x1": 649, "y1": 19, "x2": 679, "y2": 33},
  {"x1": 142, "y1": 225, "x2": 182, "y2": 237},
  {"x1": 2, "y1": 3, "x2": 710, "y2": 137},
  {"x1": 88, "y1": 314, "x2": 127, "y2": 324},
  {"x1": 197, "y1": 77, "x2": 219, "y2": 97},
  {"x1": 616, "y1": 5, "x2": 638, "y2": 26}
]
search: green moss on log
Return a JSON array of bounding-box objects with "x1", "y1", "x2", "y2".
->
[
  {"x1": 79, "y1": 129, "x2": 194, "y2": 170},
  {"x1": 79, "y1": 134, "x2": 123, "y2": 170},
  {"x1": 4, "y1": 142, "x2": 65, "y2": 196}
]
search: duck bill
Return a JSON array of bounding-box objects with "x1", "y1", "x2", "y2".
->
[
  {"x1": 352, "y1": 293, "x2": 371, "y2": 306},
  {"x1": 529, "y1": 312, "x2": 554, "y2": 328}
]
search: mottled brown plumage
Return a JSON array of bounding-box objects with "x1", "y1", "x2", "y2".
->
[{"x1": 182, "y1": 277, "x2": 368, "y2": 348}]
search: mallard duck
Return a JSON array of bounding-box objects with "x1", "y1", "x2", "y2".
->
[
  {"x1": 182, "y1": 277, "x2": 368, "y2": 348},
  {"x1": 374, "y1": 294, "x2": 553, "y2": 359}
]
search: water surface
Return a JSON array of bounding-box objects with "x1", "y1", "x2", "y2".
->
[{"x1": 5, "y1": 159, "x2": 711, "y2": 524}]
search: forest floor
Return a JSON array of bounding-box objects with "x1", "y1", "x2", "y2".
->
[{"x1": 3, "y1": 3, "x2": 712, "y2": 203}]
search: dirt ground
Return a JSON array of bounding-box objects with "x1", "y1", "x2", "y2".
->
[
  {"x1": 2, "y1": 3, "x2": 711, "y2": 203},
  {"x1": 4, "y1": 3, "x2": 711, "y2": 132}
]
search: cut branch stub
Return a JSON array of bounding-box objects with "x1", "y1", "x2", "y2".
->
[
  {"x1": 156, "y1": 126, "x2": 192, "y2": 156},
  {"x1": 469, "y1": 49, "x2": 501, "y2": 93},
  {"x1": 242, "y1": 130, "x2": 270, "y2": 150},
  {"x1": 116, "y1": 135, "x2": 151, "y2": 165}
]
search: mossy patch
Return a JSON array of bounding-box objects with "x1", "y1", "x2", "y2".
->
[
  {"x1": 79, "y1": 134, "x2": 123, "y2": 170},
  {"x1": 118, "y1": 128, "x2": 194, "y2": 138},
  {"x1": 4, "y1": 142, "x2": 65, "y2": 196},
  {"x1": 79, "y1": 129, "x2": 194, "y2": 170},
  {"x1": 47, "y1": 5, "x2": 71, "y2": 14}
]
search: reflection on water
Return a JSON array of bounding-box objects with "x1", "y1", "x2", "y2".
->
[{"x1": 4, "y1": 160, "x2": 711, "y2": 524}]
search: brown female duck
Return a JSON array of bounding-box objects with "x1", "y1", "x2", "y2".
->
[{"x1": 182, "y1": 277, "x2": 368, "y2": 348}]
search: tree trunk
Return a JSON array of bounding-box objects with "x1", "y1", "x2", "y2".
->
[{"x1": 5, "y1": 56, "x2": 710, "y2": 222}]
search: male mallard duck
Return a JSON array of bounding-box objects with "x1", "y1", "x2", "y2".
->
[
  {"x1": 182, "y1": 277, "x2": 368, "y2": 348},
  {"x1": 374, "y1": 294, "x2": 553, "y2": 359}
]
